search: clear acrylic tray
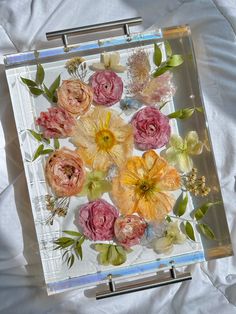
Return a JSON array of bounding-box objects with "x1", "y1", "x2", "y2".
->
[{"x1": 4, "y1": 20, "x2": 232, "y2": 297}]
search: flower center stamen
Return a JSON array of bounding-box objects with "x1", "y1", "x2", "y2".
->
[{"x1": 95, "y1": 129, "x2": 116, "y2": 150}]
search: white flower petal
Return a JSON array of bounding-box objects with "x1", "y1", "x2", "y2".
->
[
  {"x1": 90, "y1": 63, "x2": 106, "y2": 71},
  {"x1": 174, "y1": 233, "x2": 186, "y2": 244},
  {"x1": 185, "y1": 131, "x2": 203, "y2": 155},
  {"x1": 111, "y1": 64, "x2": 126, "y2": 73},
  {"x1": 169, "y1": 134, "x2": 184, "y2": 149},
  {"x1": 177, "y1": 152, "x2": 193, "y2": 173},
  {"x1": 164, "y1": 147, "x2": 179, "y2": 165},
  {"x1": 109, "y1": 52, "x2": 120, "y2": 66},
  {"x1": 153, "y1": 237, "x2": 173, "y2": 253},
  {"x1": 101, "y1": 53, "x2": 110, "y2": 67}
]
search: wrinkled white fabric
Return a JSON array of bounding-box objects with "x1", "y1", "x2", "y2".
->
[{"x1": 0, "y1": 0, "x2": 236, "y2": 313}]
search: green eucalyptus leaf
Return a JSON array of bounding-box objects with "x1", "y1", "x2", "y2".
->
[
  {"x1": 36, "y1": 64, "x2": 45, "y2": 85},
  {"x1": 194, "y1": 201, "x2": 221, "y2": 221},
  {"x1": 185, "y1": 221, "x2": 195, "y2": 241},
  {"x1": 108, "y1": 245, "x2": 118, "y2": 263},
  {"x1": 98, "y1": 252, "x2": 109, "y2": 265},
  {"x1": 113, "y1": 246, "x2": 127, "y2": 265},
  {"x1": 32, "y1": 144, "x2": 44, "y2": 161},
  {"x1": 167, "y1": 54, "x2": 184, "y2": 67},
  {"x1": 63, "y1": 230, "x2": 81, "y2": 237},
  {"x1": 153, "y1": 43, "x2": 162, "y2": 67},
  {"x1": 94, "y1": 243, "x2": 110, "y2": 253},
  {"x1": 115, "y1": 246, "x2": 126, "y2": 257},
  {"x1": 29, "y1": 87, "x2": 44, "y2": 96},
  {"x1": 165, "y1": 41, "x2": 172, "y2": 57},
  {"x1": 177, "y1": 193, "x2": 188, "y2": 217},
  {"x1": 49, "y1": 75, "x2": 61, "y2": 94},
  {"x1": 54, "y1": 138, "x2": 60, "y2": 149},
  {"x1": 198, "y1": 223, "x2": 215, "y2": 240},
  {"x1": 28, "y1": 129, "x2": 42, "y2": 141},
  {"x1": 21, "y1": 77, "x2": 38, "y2": 87}
]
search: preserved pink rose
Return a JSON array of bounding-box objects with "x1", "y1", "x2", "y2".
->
[
  {"x1": 75, "y1": 199, "x2": 119, "y2": 241},
  {"x1": 45, "y1": 148, "x2": 85, "y2": 197},
  {"x1": 136, "y1": 72, "x2": 176, "y2": 105},
  {"x1": 131, "y1": 106, "x2": 171, "y2": 150},
  {"x1": 114, "y1": 215, "x2": 147, "y2": 248},
  {"x1": 57, "y1": 79, "x2": 93, "y2": 116},
  {"x1": 89, "y1": 70, "x2": 123, "y2": 106},
  {"x1": 36, "y1": 107, "x2": 76, "y2": 138}
]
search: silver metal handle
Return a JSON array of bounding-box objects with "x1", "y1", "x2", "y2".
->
[
  {"x1": 96, "y1": 266, "x2": 192, "y2": 299},
  {"x1": 46, "y1": 17, "x2": 143, "y2": 49}
]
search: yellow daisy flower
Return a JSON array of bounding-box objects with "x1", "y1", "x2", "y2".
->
[
  {"x1": 112, "y1": 150, "x2": 181, "y2": 221},
  {"x1": 71, "y1": 106, "x2": 133, "y2": 171}
]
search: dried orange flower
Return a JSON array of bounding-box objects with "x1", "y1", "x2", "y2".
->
[
  {"x1": 112, "y1": 150, "x2": 181, "y2": 221},
  {"x1": 71, "y1": 106, "x2": 133, "y2": 171}
]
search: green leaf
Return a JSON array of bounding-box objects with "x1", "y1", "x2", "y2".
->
[
  {"x1": 54, "y1": 138, "x2": 60, "y2": 149},
  {"x1": 194, "y1": 201, "x2": 221, "y2": 221},
  {"x1": 168, "y1": 108, "x2": 194, "y2": 120},
  {"x1": 40, "y1": 149, "x2": 54, "y2": 156},
  {"x1": 29, "y1": 87, "x2": 44, "y2": 96},
  {"x1": 185, "y1": 221, "x2": 195, "y2": 241},
  {"x1": 54, "y1": 238, "x2": 74, "y2": 249},
  {"x1": 153, "y1": 65, "x2": 171, "y2": 77},
  {"x1": 168, "y1": 110, "x2": 182, "y2": 119},
  {"x1": 177, "y1": 193, "x2": 188, "y2": 217},
  {"x1": 42, "y1": 137, "x2": 50, "y2": 144},
  {"x1": 32, "y1": 144, "x2": 44, "y2": 161},
  {"x1": 62, "y1": 250, "x2": 69, "y2": 261},
  {"x1": 54, "y1": 237, "x2": 74, "y2": 244},
  {"x1": 196, "y1": 106, "x2": 204, "y2": 113},
  {"x1": 43, "y1": 84, "x2": 53, "y2": 100},
  {"x1": 165, "y1": 215, "x2": 172, "y2": 223},
  {"x1": 49, "y1": 75, "x2": 61, "y2": 94},
  {"x1": 21, "y1": 77, "x2": 38, "y2": 87},
  {"x1": 167, "y1": 54, "x2": 184, "y2": 67},
  {"x1": 67, "y1": 254, "x2": 75, "y2": 268},
  {"x1": 159, "y1": 101, "x2": 169, "y2": 111},
  {"x1": 94, "y1": 243, "x2": 110, "y2": 253},
  {"x1": 98, "y1": 252, "x2": 109, "y2": 266},
  {"x1": 75, "y1": 243, "x2": 83, "y2": 260},
  {"x1": 63, "y1": 230, "x2": 81, "y2": 237},
  {"x1": 153, "y1": 43, "x2": 162, "y2": 67},
  {"x1": 28, "y1": 129, "x2": 42, "y2": 141},
  {"x1": 198, "y1": 223, "x2": 215, "y2": 240},
  {"x1": 165, "y1": 41, "x2": 172, "y2": 57},
  {"x1": 36, "y1": 64, "x2": 45, "y2": 85}
]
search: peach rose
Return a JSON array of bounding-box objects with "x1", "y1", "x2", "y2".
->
[
  {"x1": 114, "y1": 215, "x2": 147, "y2": 248},
  {"x1": 45, "y1": 148, "x2": 85, "y2": 197},
  {"x1": 57, "y1": 79, "x2": 93, "y2": 116}
]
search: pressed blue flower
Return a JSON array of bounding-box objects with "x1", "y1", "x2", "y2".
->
[{"x1": 120, "y1": 97, "x2": 142, "y2": 115}]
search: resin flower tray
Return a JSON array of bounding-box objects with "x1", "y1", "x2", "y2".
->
[{"x1": 4, "y1": 18, "x2": 232, "y2": 297}]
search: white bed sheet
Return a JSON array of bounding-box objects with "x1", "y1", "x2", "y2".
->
[{"x1": 0, "y1": 0, "x2": 236, "y2": 313}]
